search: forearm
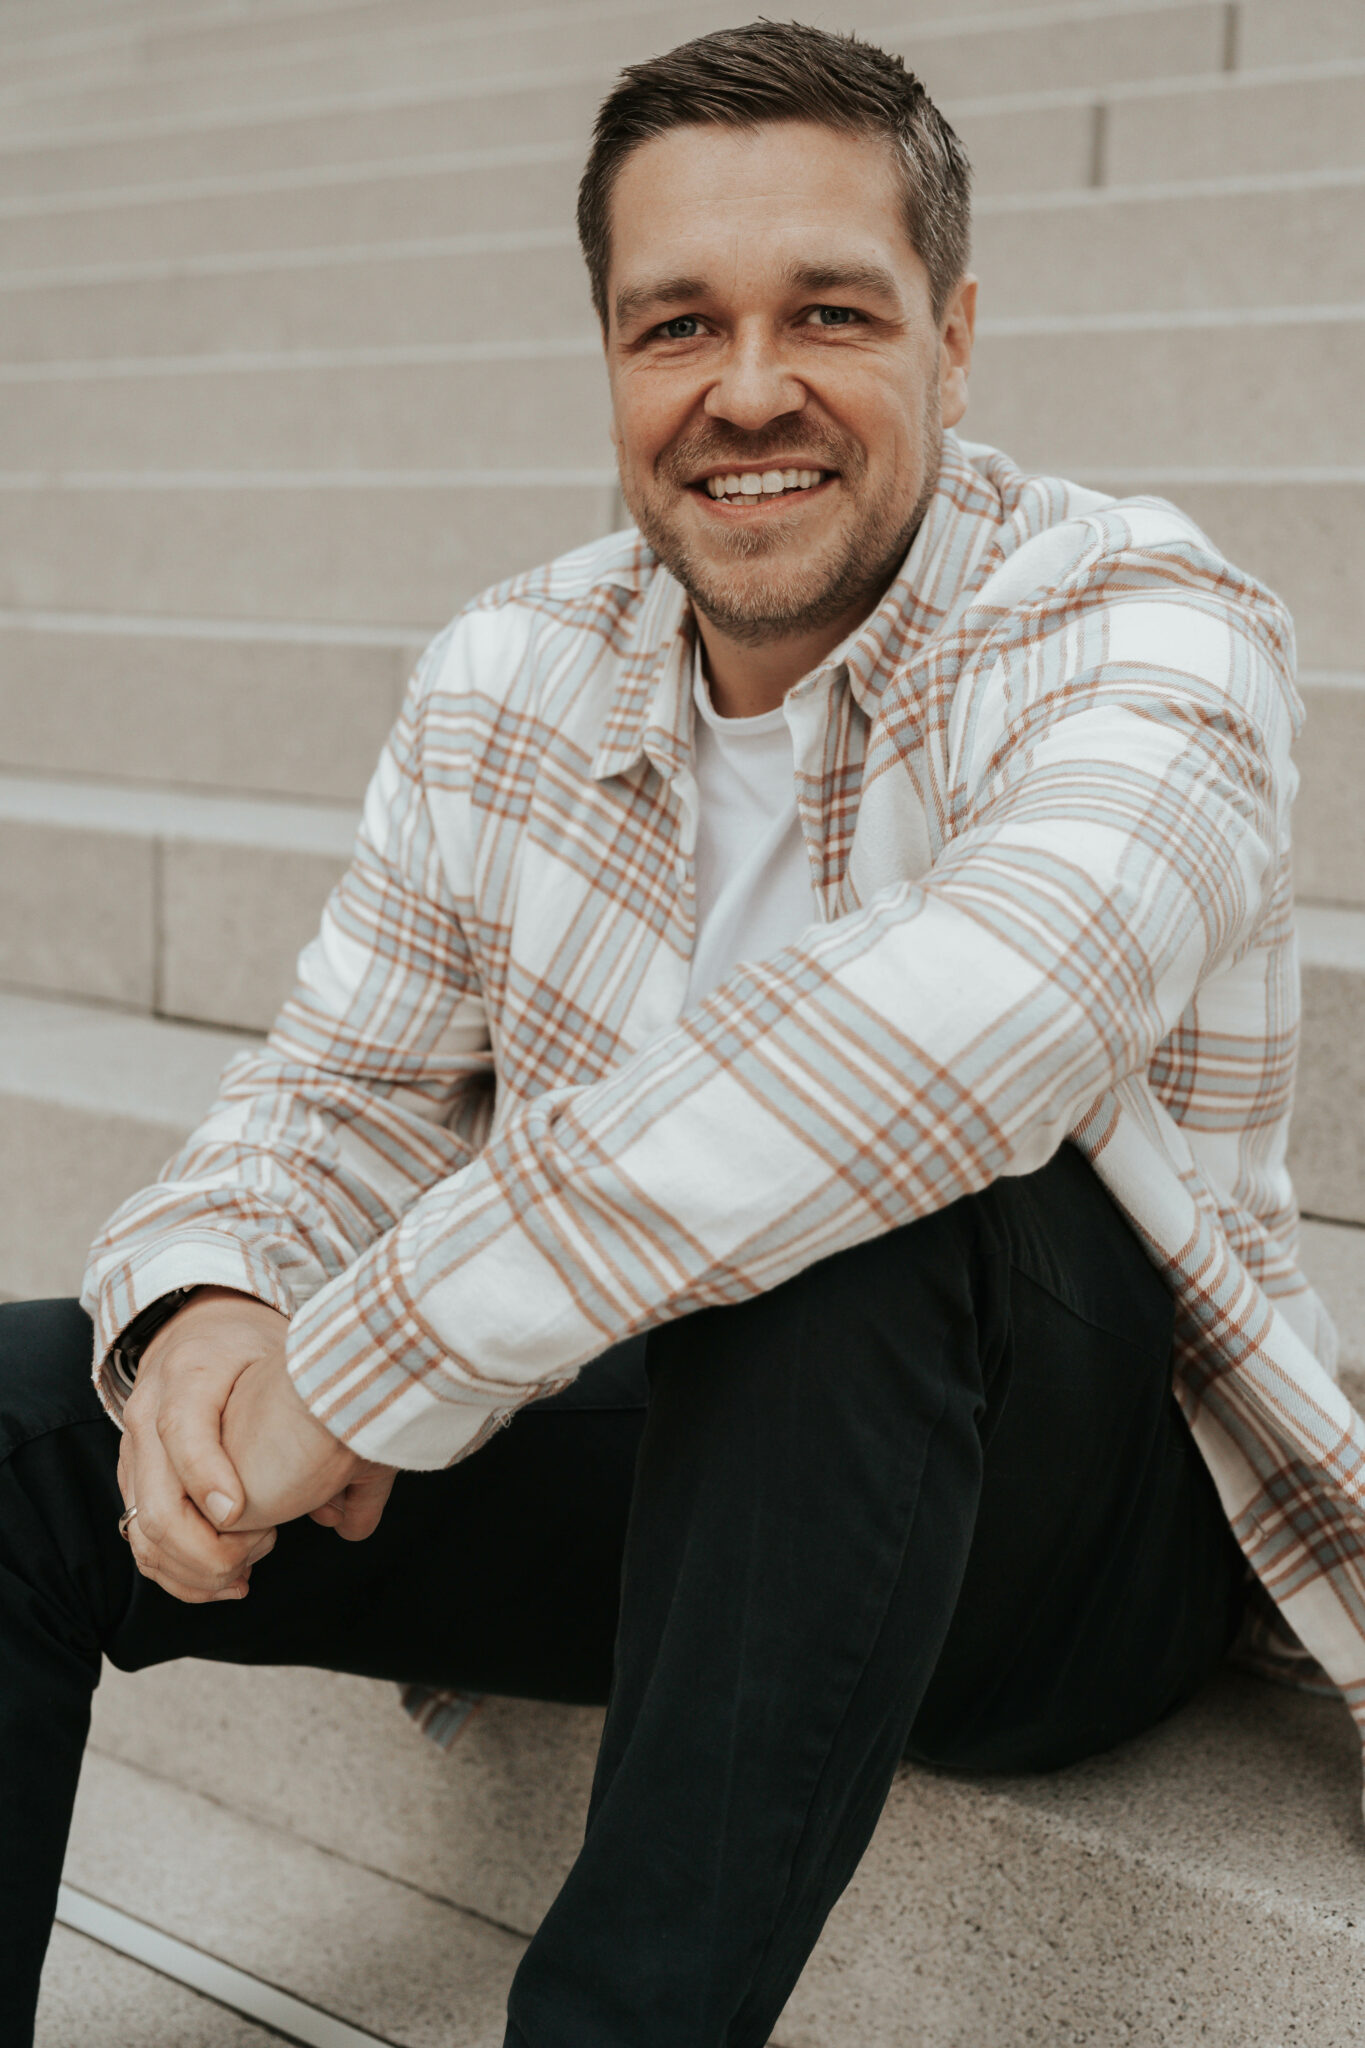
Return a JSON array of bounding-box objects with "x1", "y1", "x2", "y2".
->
[{"x1": 283, "y1": 678, "x2": 1284, "y2": 1470}]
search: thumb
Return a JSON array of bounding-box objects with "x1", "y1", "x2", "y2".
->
[
  {"x1": 332, "y1": 1465, "x2": 397, "y2": 1543},
  {"x1": 157, "y1": 1388, "x2": 248, "y2": 1531}
]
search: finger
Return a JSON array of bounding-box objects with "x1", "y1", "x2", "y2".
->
[
  {"x1": 155, "y1": 1367, "x2": 251, "y2": 1532},
  {"x1": 126, "y1": 1421, "x2": 272, "y2": 1595}
]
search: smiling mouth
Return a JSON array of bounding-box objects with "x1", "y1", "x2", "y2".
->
[{"x1": 693, "y1": 466, "x2": 833, "y2": 506}]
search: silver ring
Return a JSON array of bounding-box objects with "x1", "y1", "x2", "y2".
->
[{"x1": 117, "y1": 1504, "x2": 138, "y2": 1541}]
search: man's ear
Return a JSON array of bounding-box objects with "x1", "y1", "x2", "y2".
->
[{"x1": 939, "y1": 274, "x2": 977, "y2": 432}]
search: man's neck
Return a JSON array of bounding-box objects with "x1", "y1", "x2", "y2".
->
[{"x1": 695, "y1": 607, "x2": 870, "y2": 720}]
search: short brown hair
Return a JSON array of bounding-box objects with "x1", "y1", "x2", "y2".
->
[{"x1": 577, "y1": 19, "x2": 972, "y2": 330}]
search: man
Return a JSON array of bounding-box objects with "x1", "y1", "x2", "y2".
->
[{"x1": 2, "y1": 20, "x2": 1359, "y2": 2047}]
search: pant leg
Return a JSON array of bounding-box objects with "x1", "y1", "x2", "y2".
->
[
  {"x1": 506, "y1": 1145, "x2": 1245, "y2": 2048},
  {"x1": 906, "y1": 1142, "x2": 1245, "y2": 1774},
  {"x1": 0, "y1": 1300, "x2": 646, "y2": 2044}
]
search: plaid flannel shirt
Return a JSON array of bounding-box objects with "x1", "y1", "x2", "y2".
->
[{"x1": 85, "y1": 433, "x2": 1365, "y2": 1790}]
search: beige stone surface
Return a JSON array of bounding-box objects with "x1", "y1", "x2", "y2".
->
[
  {"x1": 1240, "y1": 0, "x2": 1365, "y2": 68},
  {"x1": 36, "y1": 1923, "x2": 280, "y2": 2048},
  {"x1": 0, "y1": 613, "x2": 417, "y2": 802},
  {"x1": 0, "y1": 238, "x2": 589, "y2": 362},
  {"x1": 0, "y1": 1, "x2": 1224, "y2": 138},
  {"x1": 0, "y1": 348, "x2": 613, "y2": 472},
  {"x1": 0, "y1": 74, "x2": 1097, "y2": 209},
  {"x1": 1291, "y1": 958, "x2": 1365, "y2": 1226},
  {"x1": 1299, "y1": 1216, "x2": 1365, "y2": 1408},
  {"x1": 0, "y1": 478, "x2": 617, "y2": 628},
  {"x1": 64, "y1": 1750, "x2": 527, "y2": 2046},
  {"x1": 0, "y1": 988, "x2": 248, "y2": 1295},
  {"x1": 894, "y1": 0, "x2": 1226, "y2": 104},
  {"x1": 778, "y1": 1673, "x2": 1365, "y2": 2048},
  {"x1": 0, "y1": 151, "x2": 581, "y2": 271},
  {"x1": 89, "y1": 1661, "x2": 602, "y2": 1934},
  {"x1": 1295, "y1": 678, "x2": 1365, "y2": 911},
  {"x1": 973, "y1": 176, "x2": 1365, "y2": 316},
  {"x1": 85, "y1": 1663, "x2": 1365, "y2": 2048},
  {"x1": 0, "y1": 76, "x2": 608, "y2": 199},
  {"x1": 160, "y1": 838, "x2": 348, "y2": 1030},
  {"x1": 969, "y1": 313, "x2": 1363, "y2": 471},
  {"x1": 0, "y1": 813, "x2": 154, "y2": 1006},
  {"x1": 0, "y1": 1089, "x2": 189, "y2": 1297},
  {"x1": 1106, "y1": 63, "x2": 1365, "y2": 185},
  {"x1": 952, "y1": 95, "x2": 1097, "y2": 197}
]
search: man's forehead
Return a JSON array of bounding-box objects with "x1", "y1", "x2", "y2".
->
[
  {"x1": 605, "y1": 122, "x2": 921, "y2": 319},
  {"x1": 608, "y1": 119, "x2": 904, "y2": 241}
]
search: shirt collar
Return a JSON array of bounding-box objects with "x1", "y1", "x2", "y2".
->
[{"x1": 592, "y1": 432, "x2": 1004, "y2": 780}]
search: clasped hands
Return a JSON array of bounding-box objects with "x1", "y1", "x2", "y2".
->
[{"x1": 117, "y1": 1287, "x2": 396, "y2": 1604}]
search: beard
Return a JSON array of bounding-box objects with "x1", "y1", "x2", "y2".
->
[{"x1": 621, "y1": 398, "x2": 943, "y2": 648}]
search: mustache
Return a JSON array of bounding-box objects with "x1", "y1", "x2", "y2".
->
[{"x1": 659, "y1": 419, "x2": 862, "y2": 485}]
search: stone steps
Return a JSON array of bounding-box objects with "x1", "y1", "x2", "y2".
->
[
  {"x1": 0, "y1": 989, "x2": 247, "y2": 1302},
  {"x1": 0, "y1": 607, "x2": 419, "y2": 802},
  {"x1": 0, "y1": 473, "x2": 615, "y2": 624},
  {"x1": 0, "y1": 55, "x2": 1357, "y2": 208},
  {"x1": 3, "y1": 169, "x2": 1358, "y2": 344},
  {"x1": 0, "y1": 309, "x2": 1357, "y2": 482},
  {"x1": 72, "y1": 1638, "x2": 1365, "y2": 2045},
  {"x1": 0, "y1": 773, "x2": 353, "y2": 1027},
  {"x1": 0, "y1": 1, "x2": 1233, "y2": 130},
  {"x1": 52, "y1": 1748, "x2": 525, "y2": 2046}
]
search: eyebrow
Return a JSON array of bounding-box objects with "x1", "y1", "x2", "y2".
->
[
  {"x1": 613, "y1": 275, "x2": 709, "y2": 328},
  {"x1": 783, "y1": 260, "x2": 903, "y2": 304},
  {"x1": 612, "y1": 259, "x2": 904, "y2": 331}
]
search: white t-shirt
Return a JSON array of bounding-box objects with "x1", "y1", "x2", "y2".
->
[{"x1": 683, "y1": 643, "x2": 820, "y2": 1012}]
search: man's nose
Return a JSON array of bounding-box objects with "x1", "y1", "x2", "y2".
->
[{"x1": 703, "y1": 329, "x2": 806, "y2": 432}]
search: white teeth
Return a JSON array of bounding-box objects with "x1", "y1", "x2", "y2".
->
[{"x1": 704, "y1": 467, "x2": 826, "y2": 501}]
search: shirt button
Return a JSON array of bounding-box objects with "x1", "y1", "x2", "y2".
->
[{"x1": 674, "y1": 856, "x2": 689, "y2": 884}]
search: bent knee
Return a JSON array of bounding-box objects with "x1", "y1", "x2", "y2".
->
[{"x1": 0, "y1": 1298, "x2": 104, "y2": 1457}]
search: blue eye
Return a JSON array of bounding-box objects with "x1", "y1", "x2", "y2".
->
[
  {"x1": 812, "y1": 306, "x2": 858, "y2": 326},
  {"x1": 660, "y1": 315, "x2": 701, "y2": 339}
]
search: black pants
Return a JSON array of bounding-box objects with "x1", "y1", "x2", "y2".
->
[{"x1": 0, "y1": 1145, "x2": 1244, "y2": 2048}]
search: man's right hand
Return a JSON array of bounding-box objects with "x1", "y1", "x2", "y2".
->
[{"x1": 118, "y1": 1287, "x2": 286, "y2": 1605}]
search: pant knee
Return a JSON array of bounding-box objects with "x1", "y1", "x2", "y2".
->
[{"x1": 0, "y1": 1299, "x2": 104, "y2": 1462}]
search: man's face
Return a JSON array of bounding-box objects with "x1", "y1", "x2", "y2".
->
[{"x1": 603, "y1": 119, "x2": 975, "y2": 648}]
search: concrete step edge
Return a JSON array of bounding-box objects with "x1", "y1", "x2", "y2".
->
[
  {"x1": 0, "y1": 769, "x2": 358, "y2": 854},
  {"x1": 0, "y1": 986, "x2": 255, "y2": 1125},
  {"x1": 6, "y1": 48, "x2": 1362, "y2": 168},
  {"x1": 0, "y1": 0, "x2": 1236, "y2": 110},
  {"x1": 0, "y1": 135, "x2": 583, "y2": 223},
  {"x1": 1, "y1": 146, "x2": 1359, "y2": 234},
  {"x1": 0, "y1": 466, "x2": 618, "y2": 488},
  {"x1": 0, "y1": 224, "x2": 577, "y2": 299},
  {"x1": 0, "y1": 603, "x2": 427, "y2": 647},
  {"x1": 2, "y1": 304, "x2": 1361, "y2": 380}
]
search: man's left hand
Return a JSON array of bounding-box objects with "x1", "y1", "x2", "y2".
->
[{"x1": 219, "y1": 1347, "x2": 397, "y2": 1539}]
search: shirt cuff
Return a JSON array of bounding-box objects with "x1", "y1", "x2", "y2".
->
[
  {"x1": 284, "y1": 1220, "x2": 540, "y2": 1470},
  {"x1": 88, "y1": 1229, "x2": 297, "y2": 1424}
]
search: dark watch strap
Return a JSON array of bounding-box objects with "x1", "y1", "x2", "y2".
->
[{"x1": 108, "y1": 1286, "x2": 201, "y2": 1386}]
